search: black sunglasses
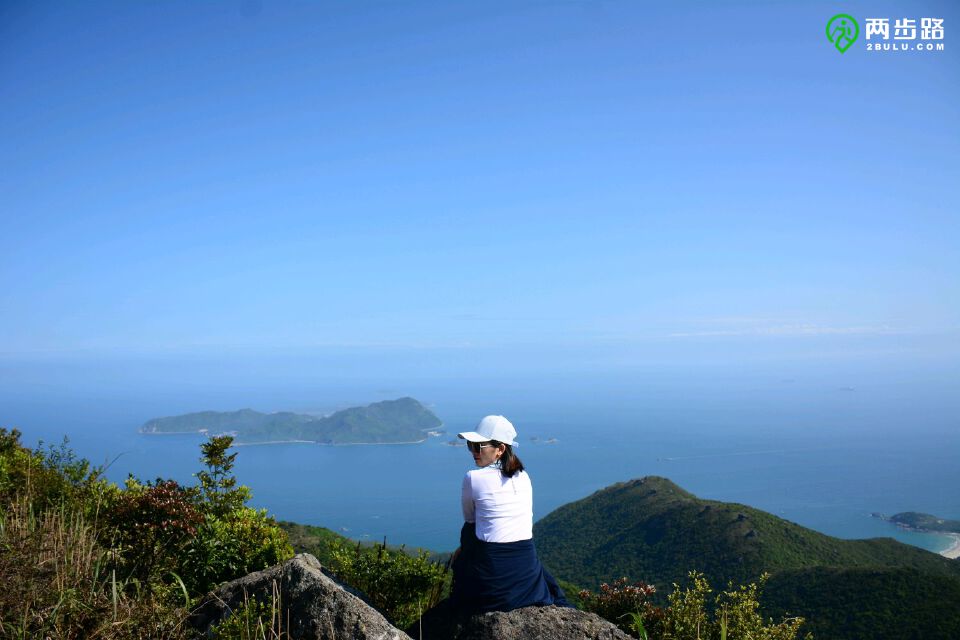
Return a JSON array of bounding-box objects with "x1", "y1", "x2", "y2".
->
[{"x1": 466, "y1": 441, "x2": 498, "y2": 453}]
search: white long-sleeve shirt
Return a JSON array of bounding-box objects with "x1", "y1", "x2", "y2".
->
[{"x1": 461, "y1": 466, "x2": 534, "y2": 543}]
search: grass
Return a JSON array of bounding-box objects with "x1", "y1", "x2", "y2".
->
[
  {"x1": 209, "y1": 585, "x2": 289, "y2": 640},
  {"x1": 0, "y1": 497, "x2": 189, "y2": 639}
]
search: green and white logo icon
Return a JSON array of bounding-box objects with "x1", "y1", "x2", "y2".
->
[{"x1": 826, "y1": 14, "x2": 859, "y2": 53}]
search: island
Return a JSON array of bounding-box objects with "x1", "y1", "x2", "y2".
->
[
  {"x1": 140, "y1": 397, "x2": 442, "y2": 445},
  {"x1": 874, "y1": 511, "x2": 960, "y2": 560},
  {"x1": 888, "y1": 512, "x2": 960, "y2": 534}
]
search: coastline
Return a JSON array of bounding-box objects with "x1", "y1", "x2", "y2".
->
[
  {"x1": 237, "y1": 438, "x2": 429, "y2": 446},
  {"x1": 142, "y1": 432, "x2": 429, "y2": 447},
  {"x1": 942, "y1": 533, "x2": 960, "y2": 560},
  {"x1": 232, "y1": 439, "x2": 315, "y2": 447},
  {"x1": 140, "y1": 430, "x2": 208, "y2": 436},
  {"x1": 319, "y1": 438, "x2": 428, "y2": 446},
  {"x1": 875, "y1": 513, "x2": 960, "y2": 558}
]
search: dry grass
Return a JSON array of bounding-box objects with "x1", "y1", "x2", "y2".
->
[{"x1": 0, "y1": 498, "x2": 190, "y2": 639}]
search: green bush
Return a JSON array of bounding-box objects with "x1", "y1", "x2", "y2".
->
[
  {"x1": 108, "y1": 477, "x2": 204, "y2": 588},
  {"x1": 580, "y1": 572, "x2": 811, "y2": 640},
  {"x1": 330, "y1": 539, "x2": 448, "y2": 629},
  {"x1": 663, "y1": 572, "x2": 810, "y2": 640},
  {"x1": 181, "y1": 505, "x2": 294, "y2": 595},
  {"x1": 175, "y1": 436, "x2": 293, "y2": 594},
  {"x1": 0, "y1": 428, "x2": 114, "y2": 517}
]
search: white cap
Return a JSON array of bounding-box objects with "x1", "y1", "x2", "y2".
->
[{"x1": 457, "y1": 415, "x2": 518, "y2": 447}]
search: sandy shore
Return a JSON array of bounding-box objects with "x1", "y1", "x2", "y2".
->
[
  {"x1": 942, "y1": 533, "x2": 960, "y2": 560},
  {"x1": 233, "y1": 439, "x2": 315, "y2": 447},
  {"x1": 234, "y1": 438, "x2": 429, "y2": 447}
]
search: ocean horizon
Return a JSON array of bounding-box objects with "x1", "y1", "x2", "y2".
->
[{"x1": 3, "y1": 365, "x2": 958, "y2": 560}]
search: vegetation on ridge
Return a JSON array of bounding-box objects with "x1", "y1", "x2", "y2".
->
[
  {"x1": 763, "y1": 566, "x2": 960, "y2": 640},
  {"x1": 0, "y1": 428, "x2": 292, "y2": 638},
  {"x1": 0, "y1": 427, "x2": 452, "y2": 638}
]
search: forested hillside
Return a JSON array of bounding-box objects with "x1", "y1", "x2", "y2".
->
[{"x1": 535, "y1": 476, "x2": 960, "y2": 640}]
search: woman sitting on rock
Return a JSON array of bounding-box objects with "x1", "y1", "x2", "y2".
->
[{"x1": 451, "y1": 415, "x2": 569, "y2": 613}]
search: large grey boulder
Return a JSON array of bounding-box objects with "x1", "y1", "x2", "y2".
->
[
  {"x1": 410, "y1": 599, "x2": 633, "y2": 640},
  {"x1": 191, "y1": 553, "x2": 410, "y2": 640}
]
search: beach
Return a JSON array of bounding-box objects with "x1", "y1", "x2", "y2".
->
[{"x1": 942, "y1": 534, "x2": 960, "y2": 560}]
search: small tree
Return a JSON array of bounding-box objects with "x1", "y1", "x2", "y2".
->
[
  {"x1": 179, "y1": 436, "x2": 292, "y2": 594},
  {"x1": 196, "y1": 435, "x2": 250, "y2": 517}
]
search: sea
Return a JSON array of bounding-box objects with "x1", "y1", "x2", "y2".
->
[{"x1": 2, "y1": 361, "x2": 958, "y2": 557}]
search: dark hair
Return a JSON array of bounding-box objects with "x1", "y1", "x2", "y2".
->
[{"x1": 493, "y1": 441, "x2": 524, "y2": 478}]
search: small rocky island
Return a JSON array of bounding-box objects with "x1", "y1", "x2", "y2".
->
[{"x1": 140, "y1": 397, "x2": 441, "y2": 445}]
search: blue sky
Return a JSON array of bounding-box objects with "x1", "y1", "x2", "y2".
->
[{"x1": 1, "y1": 1, "x2": 958, "y2": 381}]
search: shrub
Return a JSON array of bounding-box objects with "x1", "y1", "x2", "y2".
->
[
  {"x1": 714, "y1": 575, "x2": 809, "y2": 640},
  {"x1": 581, "y1": 572, "x2": 811, "y2": 640},
  {"x1": 181, "y1": 506, "x2": 294, "y2": 595},
  {"x1": 665, "y1": 571, "x2": 712, "y2": 640},
  {"x1": 0, "y1": 428, "x2": 114, "y2": 517},
  {"x1": 105, "y1": 435, "x2": 293, "y2": 596},
  {"x1": 579, "y1": 577, "x2": 664, "y2": 638},
  {"x1": 663, "y1": 571, "x2": 810, "y2": 640},
  {"x1": 175, "y1": 436, "x2": 293, "y2": 594},
  {"x1": 108, "y1": 477, "x2": 203, "y2": 588},
  {"x1": 330, "y1": 539, "x2": 448, "y2": 629}
]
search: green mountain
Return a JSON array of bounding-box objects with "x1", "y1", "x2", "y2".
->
[
  {"x1": 534, "y1": 476, "x2": 960, "y2": 639},
  {"x1": 140, "y1": 397, "x2": 442, "y2": 444},
  {"x1": 534, "y1": 476, "x2": 960, "y2": 590}
]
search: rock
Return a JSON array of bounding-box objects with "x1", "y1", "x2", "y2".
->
[
  {"x1": 410, "y1": 599, "x2": 632, "y2": 640},
  {"x1": 191, "y1": 553, "x2": 410, "y2": 640}
]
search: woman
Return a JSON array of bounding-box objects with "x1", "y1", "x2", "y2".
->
[{"x1": 451, "y1": 415, "x2": 568, "y2": 613}]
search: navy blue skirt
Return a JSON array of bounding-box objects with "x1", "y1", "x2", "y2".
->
[{"x1": 451, "y1": 522, "x2": 569, "y2": 613}]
